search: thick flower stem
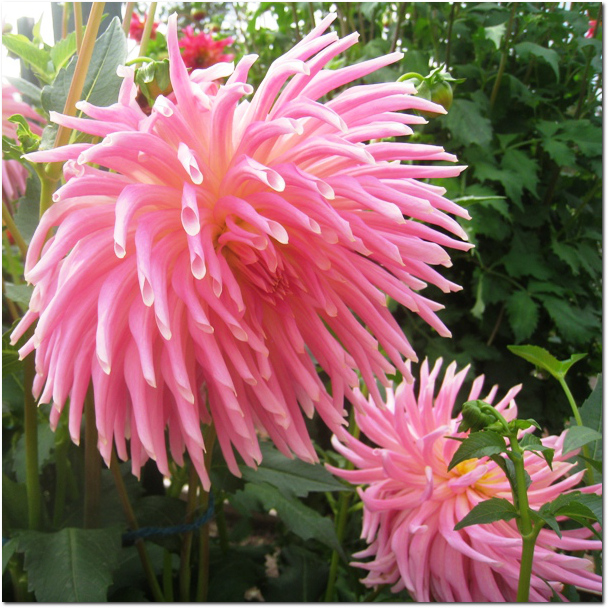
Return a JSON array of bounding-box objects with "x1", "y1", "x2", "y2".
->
[
  {"x1": 162, "y1": 550, "x2": 174, "y2": 602},
  {"x1": 2, "y1": 200, "x2": 28, "y2": 258},
  {"x1": 122, "y1": 2, "x2": 135, "y2": 36},
  {"x1": 324, "y1": 410, "x2": 360, "y2": 601},
  {"x1": 83, "y1": 387, "x2": 101, "y2": 529},
  {"x1": 109, "y1": 451, "x2": 165, "y2": 602},
  {"x1": 195, "y1": 425, "x2": 217, "y2": 602},
  {"x1": 557, "y1": 377, "x2": 594, "y2": 484},
  {"x1": 46, "y1": 2, "x2": 105, "y2": 182},
  {"x1": 23, "y1": 349, "x2": 42, "y2": 530},
  {"x1": 138, "y1": 2, "x2": 157, "y2": 58},
  {"x1": 179, "y1": 462, "x2": 199, "y2": 602},
  {"x1": 490, "y1": 4, "x2": 517, "y2": 110},
  {"x1": 52, "y1": 418, "x2": 70, "y2": 528},
  {"x1": 73, "y1": 2, "x2": 83, "y2": 53}
]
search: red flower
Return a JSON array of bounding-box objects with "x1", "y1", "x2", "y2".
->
[
  {"x1": 129, "y1": 13, "x2": 159, "y2": 43},
  {"x1": 585, "y1": 19, "x2": 597, "y2": 38},
  {"x1": 178, "y1": 25, "x2": 234, "y2": 69}
]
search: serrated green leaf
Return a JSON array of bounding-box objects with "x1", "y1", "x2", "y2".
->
[
  {"x1": 563, "y1": 426, "x2": 602, "y2": 456},
  {"x1": 242, "y1": 482, "x2": 344, "y2": 557},
  {"x1": 507, "y1": 345, "x2": 586, "y2": 380},
  {"x1": 442, "y1": 99, "x2": 493, "y2": 147},
  {"x1": 448, "y1": 431, "x2": 507, "y2": 470},
  {"x1": 241, "y1": 443, "x2": 351, "y2": 498},
  {"x1": 502, "y1": 232, "x2": 552, "y2": 279},
  {"x1": 506, "y1": 291, "x2": 539, "y2": 343},
  {"x1": 515, "y1": 41, "x2": 560, "y2": 81},
  {"x1": 530, "y1": 507, "x2": 562, "y2": 537},
  {"x1": 574, "y1": 493, "x2": 602, "y2": 528},
  {"x1": 49, "y1": 28, "x2": 83, "y2": 72},
  {"x1": 2, "y1": 33, "x2": 53, "y2": 83},
  {"x1": 40, "y1": 17, "x2": 127, "y2": 150},
  {"x1": 542, "y1": 137, "x2": 576, "y2": 167},
  {"x1": 2, "y1": 538, "x2": 18, "y2": 575},
  {"x1": 519, "y1": 433, "x2": 554, "y2": 468},
  {"x1": 574, "y1": 376, "x2": 602, "y2": 464},
  {"x1": 542, "y1": 296, "x2": 598, "y2": 345},
  {"x1": 484, "y1": 23, "x2": 506, "y2": 49},
  {"x1": 551, "y1": 237, "x2": 582, "y2": 275},
  {"x1": 454, "y1": 497, "x2": 517, "y2": 530},
  {"x1": 17, "y1": 527, "x2": 122, "y2": 602},
  {"x1": 502, "y1": 148, "x2": 539, "y2": 198}
]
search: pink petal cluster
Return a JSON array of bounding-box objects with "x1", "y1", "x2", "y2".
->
[
  {"x1": 129, "y1": 12, "x2": 159, "y2": 43},
  {"x1": 13, "y1": 14, "x2": 470, "y2": 488},
  {"x1": 329, "y1": 359, "x2": 602, "y2": 602},
  {"x1": 178, "y1": 24, "x2": 234, "y2": 70},
  {"x1": 2, "y1": 83, "x2": 43, "y2": 202}
]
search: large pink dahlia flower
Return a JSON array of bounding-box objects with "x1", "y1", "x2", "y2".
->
[
  {"x1": 2, "y1": 83, "x2": 44, "y2": 202},
  {"x1": 328, "y1": 359, "x2": 602, "y2": 602},
  {"x1": 13, "y1": 14, "x2": 470, "y2": 487}
]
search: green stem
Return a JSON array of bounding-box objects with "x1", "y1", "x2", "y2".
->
[
  {"x1": 389, "y1": 2, "x2": 406, "y2": 53},
  {"x1": 37, "y1": 167, "x2": 57, "y2": 219},
  {"x1": 83, "y1": 387, "x2": 101, "y2": 529},
  {"x1": 109, "y1": 452, "x2": 165, "y2": 602},
  {"x1": 61, "y1": 2, "x2": 70, "y2": 39},
  {"x1": 557, "y1": 377, "x2": 594, "y2": 484},
  {"x1": 122, "y1": 2, "x2": 135, "y2": 36},
  {"x1": 324, "y1": 410, "x2": 360, "y2": 601},
  {"x1": 179, "y1": 462, "x2": 199, "y2": 602},
  {"x1": 23, "y1": 347, "x2": 42, "y2": 530},
  {"x1": 509, "y1": 436, "x2": 534, "y2": 602},
  {"x1": 73, "y1": 2, "x2": 83, "y2": 53},
  {"x1": 125, "y1": 56, "x2": 155, "y2": 66},
  {"x1": 163, "y1": 549, "x2": 175, "y2": 602},
  {"x1": 195, "y1": 425, "x2": 217, "y2": 602},
  {"x1": 52, "y1": 418, "x2": 70, "y2": 528},
  {"x1": 46, "y1": 2, "x2": 105, "y2": 182},
  {"x1": 490, "y1": 4, "x2": 517, "y2": 110},
  {"x1": 2, "y1": 200, "x2": 28, "y2": 258},
  {"x1": 138, "y1": 2, "x2": 158, "y2": 58}
]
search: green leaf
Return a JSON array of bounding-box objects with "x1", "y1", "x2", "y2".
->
[
  {"x1": 519, "y1": 433, "x2": 554, "y2": 468},
  {"x1": 241, "y1": 482, "x2": 344, "y2": 557},
  {"x1": 5, "y1": 76, "x2": 42, "y2": 105},
  {"x1": 13, "y1": 423, "x2": 56, "y2": 483},
  {"x1": 573, "y1": 493, "x2": 602, "y2": 528},
  {"x1": 49, "y1": 28, "x2": 83, "y2": 72},
  {"x1": 2, "y1": 33, "x2": 53, "y2": 83},
  {"x1": 563, "y1": 426, "x2": 602, "y2": 456},
  {"x1": 502, "y1": 148, "x2": 539, "y2": 199},
  {"x1": 442, "y1": 99, "x2": 493, "y2": 147},
  {"x1": 515, "y1": 41, "x2": 560, "y2": 81},
  {"x1": 551, "y1": 237, "x2": 582, "y2": 275},
  {"x1": 502, "y1": 232, "x2": 551, "y2": 279},
  {"x1": 14, "y1": 170, "x2": 41, "y2": 244},
  {"x1": 447, "y1": 431, "x2": 507, "y2": 471},
  {"x1": 530, "y1": 508, "x2": 562, "y2": 537},
  {"x1": 207, "y1": 546, "x2": 266, "y2": 602},
  {"x1": 484, "y1": 23, "x2": 506, "y2": 49},
  {"x1": 542, "y1": 296, "x2": 598, "y2": 345},
  {"x1": 2, "y1": 538, "x2": 18, "y2": 575},
  {"x1": 4, "y1": 283, "x2": 33, "y2": 308},
  {"x1": 542, "y1": 137, "x2": 576, "y2": 167},
  {"x1": 506, "y1": 291, "x2": 539, "y2": 343},
  {"x1": 2, "y1": 474, "x2": 29, "y2": 531},
  {"x1": 507, "y1": 345, "x2": 586, "y2": 380},
  {"x1": 240, "y1": 442, "x2": 350, "y2": 498},
  {"x1": 454, "y1": 497, "x2": 517, "y2": 530},
  {"x1": 40, "y1": 17, "x2": 127, "y2": 150},
  {"x1": 574, "y1": 376, "x2": 602, "y2": 463},
  {"x1": 17, "y1": 527, "x2": 122, "y2": 602}
]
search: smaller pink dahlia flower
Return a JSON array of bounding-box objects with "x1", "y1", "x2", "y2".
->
[
  {"x1": 178, "y1": 25, "x2": 234, "y2": 69},
  {"x1": 128, "y1": 12, "x2": 159, "y2": 43},
  {"x1": 329, "y1": 359, "x2": 602, "y2": 602},
  {"x1": 2, "y1": 83, "x2": 44, "y2": 202}
]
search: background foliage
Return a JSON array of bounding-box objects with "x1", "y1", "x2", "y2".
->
[{"x1": 2, "y1": 2, "x2": 602, "y2": 602}]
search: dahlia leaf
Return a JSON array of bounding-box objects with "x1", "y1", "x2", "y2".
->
[
  {"x1": 507, "y1": 345, "x2": 586, "y2": 381},
  {"x1": 4, "y1": 283, "x2": 33, "y2": 308},
  {"x1": 453, "y1": 497, "x2": 517, "y2": 531},
  {"x1": 572, "y1": 494, "x2": 602, "y2": 528},
  {"x1": 506, "y1": 291, "x2": 539, "y2": 343},
  {"x1": 240, "y1": 443, "x2": 350, "y2": 498},
  {"x1": 16, "y1": 527, "x2": 122, "y2": 602},
  {"x1": 2, "y1": 474, "x2": 29, "y2": 531},
  {"x1": 241, "y1": 482, "x2": 345, "y2": 558},
  {"x1": 514, "y1": 42, "x2": 560, "y2": 82},
  {"x1": 1, "y1": 33, "x2": 54, "y2": 84},
  {"x1": 207, "y1": 546, "x2": 266, "y2": 602},
  {"x1": 447, "y1": 431, "x2": 507, "y2": 471},
  {"x1": 529, "y1": 508, "x2": 562, "y2": 538},
  {"x1": 539, "y1": 493, "x2": 602, "y2": 539},
  {"x1": 502, "y1": 149, "x2": 539, "y2": 199},
  {"x1": 519, "y1": 433, "x2": 554, "y2": 469},
  {"x1": 14, "y1": 171, "x2": 41, "y2": 244},
  {"x1": 40, "y1": 17, "x2": 127, "y2": 150},
  {"x1": 109, "y1": 542, "x2": 168, "y2": 596},
  {"x1": 571, "y1": 375, "x2": 602, "y2": 463},
  {"x1": 12, "y1": 423, "x2": 56, "y2": 484},
  {"x1": 49, "y1": 28, "x2": 84, "y2": 72},
  {"x1": 563, "y1": 426, "x2": 602, "y2": 457},
  {"x1": 542, "y1": 297, "x2": 598, "y2": 346},
  {"x1": 443, "y1": 99, "x2": 493, "y2": 147},
  {"x1": 5, "y1": 76, "x2": 42, "y2": 105},
  {"x1": 2, "y1": 538, "x2": 18, "y2": 575}
]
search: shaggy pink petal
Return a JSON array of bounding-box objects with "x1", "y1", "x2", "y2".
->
[
  {"x1": 331, "y1": 360, "x2": 602, "y2": 602},
  {"x1": 15, "y1": 14, "x2": 471, "y2": 487}
]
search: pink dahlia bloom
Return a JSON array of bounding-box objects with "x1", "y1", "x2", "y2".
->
[
  {"x1": 329, "y1": 359, "x2": 602, "y2": 602},
  {"x1": 179, "y1": 25, "x2": 234, "y2": 70},
  {"x1": 129, "y1": 12, "x2": 159, "y2": 43},
  {"x1": 14, "y1": 14, "x2": 470, "y2": 487},
  {"x1": 2, "y1": 84, "x2": 44, "y2": 202}
]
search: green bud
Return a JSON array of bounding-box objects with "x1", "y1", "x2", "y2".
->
[{"x1": 457, "y1": 400, "x2": 497, "y2": 433}]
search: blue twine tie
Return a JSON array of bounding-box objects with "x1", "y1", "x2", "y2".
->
[{"x1": 122, "y1": 492, "x2": 215, "y2": 544}]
